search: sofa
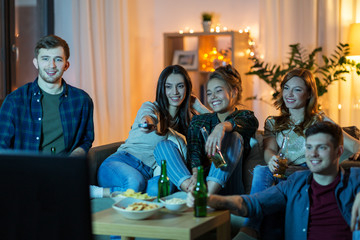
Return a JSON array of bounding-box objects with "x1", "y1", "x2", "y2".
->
[
  {"x1": 87, "y1": 129, "x2": 360, "y2": 194},
  {"x1": 87, "y1": 133, "x2": 265, "y2": 193}
]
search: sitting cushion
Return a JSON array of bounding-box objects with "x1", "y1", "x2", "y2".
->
[
  {"x1": 342, "y1": 126, "x2": 360, "y2": 161},
  {"x1": 243, "y1": 131, "x2": 265, "y2": 194}
]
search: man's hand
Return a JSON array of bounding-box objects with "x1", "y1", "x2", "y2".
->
[
  {"x1": 187, "y1": 191, "x2": 248, "y2": 217},
  {"x1": 351, "y1": 192, "x2": 360, "y2": 231}
]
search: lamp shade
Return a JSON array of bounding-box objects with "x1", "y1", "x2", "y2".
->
[{"x1": 349, "y1": 23, "x2": 360, "y2": 56}]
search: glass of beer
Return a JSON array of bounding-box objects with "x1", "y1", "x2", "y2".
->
[
  {"x1": 273, "y1": 155, "x2": 288, "y2": 179},
  {"x1": 273, "y1": 136, "x2": 289, "y2": 179}
]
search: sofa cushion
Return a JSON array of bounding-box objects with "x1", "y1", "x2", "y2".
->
[
  {"x1": 88, "y1": 141, "x2": 123, "y2": 185},
  {"x1": 243, "y1": 131, "x2": 265, "y2": 194}
]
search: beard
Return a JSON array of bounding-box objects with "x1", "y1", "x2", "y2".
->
[{"x1": 38, "y1": 68, "x2": 63, "y2": 84}]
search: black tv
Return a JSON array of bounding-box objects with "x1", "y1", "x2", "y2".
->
[{"x1": 0, "y1": 151, "x2": 93, "y2": 240}]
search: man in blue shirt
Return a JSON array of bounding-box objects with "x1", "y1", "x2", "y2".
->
[
  {"x1": 187, "y1": 121, "x2": 360, "y2": 240},
  {"x1": 0, "y1": 35, "x2": 94, "y2": 156}
]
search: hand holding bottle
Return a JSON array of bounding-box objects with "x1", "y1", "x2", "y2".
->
[
  {"x1": 268, "y1": 155, "x2": 280, "y2": 173},
  {"x1": 200, "y1": 127, "x2": 227, "y2": 168},
  {"x1": 205, "y1": 124, "x2": 225, "y2": 156},
  {"x1": 273, "y1": 136, "x2": 289, "y2": 179}
]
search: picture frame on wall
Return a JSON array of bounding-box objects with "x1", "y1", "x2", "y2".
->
[{"x1": 172, "y1": 50, "x2": 198, "y2": 70}]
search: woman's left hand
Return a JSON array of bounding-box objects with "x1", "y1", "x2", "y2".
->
[
  {"x1": 350, "y1": 150, "x2": 360, "y2": 161},
  {"x1": 206, "y1": 124, "x2": 225, "y2": 156},
  {"x1": 190, "y1": 94, "x2": 210, "y2": 114}
]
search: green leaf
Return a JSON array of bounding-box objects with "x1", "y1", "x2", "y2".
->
[{"x1": 245, "y1": 42, "x2": 360, "y2": 101}]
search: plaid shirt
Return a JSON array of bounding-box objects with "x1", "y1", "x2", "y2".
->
[
  {"x1": 187, "y1": 109, "x2": 259, "y2": 168},
  {"x1": 0, "y1": 78, "x2": 94, "y2": 154}
]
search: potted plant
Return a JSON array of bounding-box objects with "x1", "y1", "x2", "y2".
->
[
  {"x1": 246, "y1": 43, "x2": 360, "y2": 102},
  {"x1": 201, "y1": 12, "x2": 213, "y2": 32}
]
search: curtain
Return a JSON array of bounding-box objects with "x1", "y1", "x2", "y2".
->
[
  {"x1": 256, "y1": 0, "x2": 360, "y2": 128},
  {"x1": 54, "y1": 0, "x2": 154, "y2": 146}
]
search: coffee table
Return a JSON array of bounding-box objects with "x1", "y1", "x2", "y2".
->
[{"x1": 92, "y1": 207, "x2": 231, "y2": 240}]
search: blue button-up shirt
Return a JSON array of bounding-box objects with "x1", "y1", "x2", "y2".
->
[
  {"x1": 0, "y1": 78, "x2": 94, "y2": 154},
  {"x1": 242, "y1": 168, "x2": 360, "y2": 240}
]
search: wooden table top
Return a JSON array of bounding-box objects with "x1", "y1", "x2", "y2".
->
[{"x1": 92, "y1": 207, "x2": 230, "y2": 240}]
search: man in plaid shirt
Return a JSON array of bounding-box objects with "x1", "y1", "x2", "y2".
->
[{"x1": 0, "y1": 35, "x2": 94, "y2": 156}]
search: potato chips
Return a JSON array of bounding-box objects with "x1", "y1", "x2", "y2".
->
[
  {"x1": 118, "y1": 189, "x2": 153, "y2": 200},
  {"x1": 125, "y1": 202, "x2": 158, "y2": 211}
]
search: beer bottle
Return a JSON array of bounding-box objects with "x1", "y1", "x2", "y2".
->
[
  {"x1": 157, "y1": 160, "x2": 170, "y2": 201},
  {"x1": 200, "y1": 127, "x2": 227, "y2": 168},
  {"x1": 273, "y1": 135, "x2": 289, "y2": 179},
  {"x1": 193, "y1": 165, "x2": 207, "y2": 217}
]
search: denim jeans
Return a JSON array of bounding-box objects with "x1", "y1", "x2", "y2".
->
[
  {"x1": 154, "y1": 131, "x2": 245, "y2": 195},
  {"x1": 97, "y1": 150, "x2": 160, "y2": 195}
]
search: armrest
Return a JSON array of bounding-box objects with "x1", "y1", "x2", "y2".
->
[
  {"x1": 340, "y1": 160, "x2": 360, "y2": 169},
  {"x1": 88, "y1": 141, "x2": 124, "y2": 185}
]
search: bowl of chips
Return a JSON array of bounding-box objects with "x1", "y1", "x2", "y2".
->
[
  {"x1": 112, "y1": 198, "x2": 163, "y2": 220},
  {"x1": 111, "y1": 189, "x2": 156, "y2": 202},
  {"x1": 160, "y1": 191, "x2": 188, "y2": 212}
]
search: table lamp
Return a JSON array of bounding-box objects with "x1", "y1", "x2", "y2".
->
[{"x1": 348, "y1": 23, "x2": 360, "y2": 61}]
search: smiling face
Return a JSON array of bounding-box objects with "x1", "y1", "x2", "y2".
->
[
  {"x1": 33, "y1": 46, "x2": 69, "y2": 85},
  {"x1": 282, "y1": 76, "x2": 310, "y2": 111},
  {"x1": 206, "y1": 78, "x2": 235, "y2": 114},
  {"x1": 165, "y1": 73, "x2": 186, "y2": 113},
  {"x1": 305, "y1": 133, "x2": 342, "y2": 177}
]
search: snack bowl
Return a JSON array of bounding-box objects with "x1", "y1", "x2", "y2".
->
[
  {"x1": 160, "y1": 191, "x2": 188, "y2": 212},
  {"x1": 112, "y1": 197, "x2": 163, "y2": 220},
  {"x1": 111, "y1": 189, "x2": 156, "y2": 202}
]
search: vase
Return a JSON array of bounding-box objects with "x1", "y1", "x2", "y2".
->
[{"x1": 202, "y1": 21, "x2": 212, "y2": 32}]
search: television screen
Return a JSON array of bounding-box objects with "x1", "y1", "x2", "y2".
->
[{"x1": 0, "y1": 151, "x2": 92, "y2": 240}]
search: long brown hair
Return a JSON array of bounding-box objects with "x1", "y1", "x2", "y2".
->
[
  {"x1": 155, "y1": 65, "x2": 192, "y2": 136},
  {"x1": 273, "y1": 68, "x2": 321, "y2": 135}
]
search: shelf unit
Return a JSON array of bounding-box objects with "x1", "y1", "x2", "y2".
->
[{"x1": 163, "y1": 31, "x2": 254, "y2": 109}]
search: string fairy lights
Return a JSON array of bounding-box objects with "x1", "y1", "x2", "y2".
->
[{"x1": 176, "y1": 25, "x2": 257, "y2": 73}]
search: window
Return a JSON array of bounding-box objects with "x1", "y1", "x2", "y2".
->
[{"x1": 0, "y1": 0, "x2": 53, "y2": 106}]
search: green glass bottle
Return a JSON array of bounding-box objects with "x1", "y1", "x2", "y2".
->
[
  {"x1": 193, "y1": 166, "x2": 207, "y2": 217},
  {"x1": 157, "y1": 160, "x2": 170, "y2": 202},
  {"x1": 200, "y1": 127, "x2": 227, "y2": 168}
]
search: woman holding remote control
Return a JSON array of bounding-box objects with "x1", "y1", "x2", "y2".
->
[
  {"x1": 154, "y1": 64, "x2": 258, "y2": 195},
  {"x1": 95, "y1": 65, "x2": 209, "y2": 198}
]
